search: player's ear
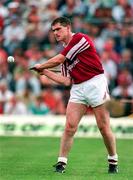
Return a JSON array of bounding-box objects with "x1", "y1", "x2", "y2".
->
[{"x1": 66, "y1": 25, "x2": 71, "y2": 31}]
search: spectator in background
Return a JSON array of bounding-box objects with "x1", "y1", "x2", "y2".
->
[
  {"x1": 24, "y1": 22, "x2": 46, "y2": 50},
  {"x1": 4, "y1": 95, "x2": 28, "y2": 115},
  {"x1": 72, "y1": 15, "x2": 85, "y2": 33},
  {"x1": 14, "y1": 70, "x2": 41, "y2": 96},
  {"x1": 101, "y1": 50, "x2": 117, "y2": 91},
  {"x1": 24, "y1": 44, "x2": 46, "y2": 67},
  {"x1": 13, "y1": 47, "x2": 28, "y2": 70},
  {"x1": 28, "y1": 95, "x2": 50, "y2": 115},
  {"x1": 85, "y1": 0, "x2": 101, "y2": 18},
  {"x1": 0, "y1": 79, "x2": 14, "y2": 113},
  {"x1": 88, "y1": 24, "x2": 105, "y2": 53},
  {"x1": 112, "y1": 0, "x2": 125, "y2": 22},
  {"x1": 7, "y1": 2, "x2": 21, "y2": 17},
  {"x1": 40, "y1": 0, "x2": 60, "y2": 22},
  {"x1": 112, "y1": 0, "x2": 132, "y2": 22},
  {"x1": 0, "y1": 46, "x2": 8, "y2": 64},
  {"x1": 0, "y1": 61, "x2": 12, "y2": 89},
  {"x1": 24, "y1": 1, "x2": 51, "y2": 44},
  {"x1": 0, "y1": 1, "x2": 9, "y2": 19},
  {"x1": 0, "y1": 29, "x2": 8, "y2": 62},
  {"x1": 0, "y1": 100, "x2": 3, "y2": 114},
  {"x1": 25, "y1": 44, "x2": 42, "y2": 62},
  {"x1": 41, "y1": 87, "x2": 66, "y2": 114},
  {"x1": 5, "y1": 2, "x2": 22, "y2": 26},
  {"x1": 27, "y1": 3, "x2": 40, "y2": 24},
  {"x1": 0, "y1": 79, "x2": 13, "y2": 103},
  {"x1": 111, "y1": 69, "x2": 133, "y2": 100},
  {"x1": 101, "y1": 21, "x2": 119, "y2": 41},
  {"x1": 3, "y1": 15, "x2": 26, "y2": 54},
  {"x1": 118, "y1": 49, "x2": 133, "y2": 76},
  {"x1": 41, "y1": 30, "x2": 62, "y2": 58},
  {"x1": 114, "y1": 26, "x2": 133, "y2": 53},
  {"x1": 60, "y1": 0, "x2": 87, "y2": 19},
  {"x1": 110, "y1": 69, "x2": 133, "y2": 116},
  {"x1": 22, "y1": 27, "x2": 41, "y2": 51},
  {"x1": 103, "y1": 37, "x2": 121, "y2": 64},
  {"x1": 0, "y1": 15, "x2": 4, "y2": 30}
]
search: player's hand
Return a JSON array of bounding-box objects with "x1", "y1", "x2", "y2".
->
[
  {"x1": 38, "y1": 69, "x2": 49, "y2": 75},
  {"x1": 34, "y1": 64, "x2": 42, "y2": 70},
  {"x1": 29, "y1": 64, "x2": 42, "y2": 73}
]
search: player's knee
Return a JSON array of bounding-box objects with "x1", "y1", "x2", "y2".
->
[
  {"x1": 65, "y1": 123, "x2": 77, "y2": 136},
  {"x1": 96, "y1": 114, "x2": 110, "y2": 134},
  {"x1": 97, "y1": 119, "x2": 109, "y2": 134},
  {"x1": 65, "y1": 128, "x2": 77, "y2": 137},
  {"x1": 98, "y1": 124, "x2": 110, "y2": 136}
]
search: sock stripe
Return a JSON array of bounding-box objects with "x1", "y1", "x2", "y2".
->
[{"x1": 108, "y1": 159, "x2": 118, "y2": 165}]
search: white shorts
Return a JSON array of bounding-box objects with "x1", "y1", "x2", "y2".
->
[{"x1": 69, "y1": 74, "x2": 110, "y2": 107}]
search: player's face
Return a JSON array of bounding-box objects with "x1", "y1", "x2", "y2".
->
[{"x1": 52, "y1": 23, "x2": 70, "y2": 42}]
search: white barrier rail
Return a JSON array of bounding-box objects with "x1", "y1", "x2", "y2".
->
[{"x1": 0, "y1": 115, "x2": 133, "y2": 138}]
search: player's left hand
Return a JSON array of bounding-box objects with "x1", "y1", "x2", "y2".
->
[{"x1": 29, "y1": 64, "x2": 43, "y2": 73}]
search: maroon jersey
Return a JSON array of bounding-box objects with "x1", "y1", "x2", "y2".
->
[{"x1": 61, "y1": 33, "x2": 104, "y2": 84}]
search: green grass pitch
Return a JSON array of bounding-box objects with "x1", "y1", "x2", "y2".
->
[{"x1": 0, "y1": 136, "x2": 133, "y2": 180}]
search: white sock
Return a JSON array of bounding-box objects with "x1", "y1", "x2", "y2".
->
[
  {"x1": 58, "y1": 157, "x2": 67, "y2": 164},
  {"x1": 108, "y1": 154, "x2": 118, "y2": 165}
]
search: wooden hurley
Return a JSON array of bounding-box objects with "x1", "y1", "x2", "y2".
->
[
  {"x1": 48, "y1": 68, "x2": 61, "y2": 72},
  {"x1": 29, "y1": 67, "x2": 61, "y2": 73}
]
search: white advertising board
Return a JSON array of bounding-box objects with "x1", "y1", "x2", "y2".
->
[{"x1": 0, "y1": 115, "x2": 133, "y2": 138}]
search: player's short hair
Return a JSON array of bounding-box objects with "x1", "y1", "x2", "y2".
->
[{"x1": 51, "y1": 17, "x2": 71, "y2": 27}]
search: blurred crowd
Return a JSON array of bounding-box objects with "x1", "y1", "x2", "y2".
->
[{"x1": 0, "y1": 0, "x2": 133, "y2": 116}]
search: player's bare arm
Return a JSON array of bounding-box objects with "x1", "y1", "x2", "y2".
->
[
  {"x1": 32, "y1": 54, "x2": 65, "y2": 72},
  {"x1": 40, "y1": 69, "x2": 72, "y2": 86}
]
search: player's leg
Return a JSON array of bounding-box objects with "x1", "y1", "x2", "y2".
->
[
  {"x1": 93, "y1": 104, "x2": 118, "y2": 173},
  {"x1": 54, "y1": 102, "x2": 87, "y2": 173},
  {"x1": 59, "y1": 102, "x2": 87, "y2": 157}
]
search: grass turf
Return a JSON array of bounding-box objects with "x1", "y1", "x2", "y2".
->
[{"x1": 0, "y1": 136, "x2": 133, "y2": 180}]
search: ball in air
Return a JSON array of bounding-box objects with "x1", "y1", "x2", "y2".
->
[{"x1": 7, "y1": 56, "x2": 15, "y2": 62}]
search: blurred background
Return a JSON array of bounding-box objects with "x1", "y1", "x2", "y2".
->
[{"x1": 0, "y1": 0, "x2": 133, "y2": 117}]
